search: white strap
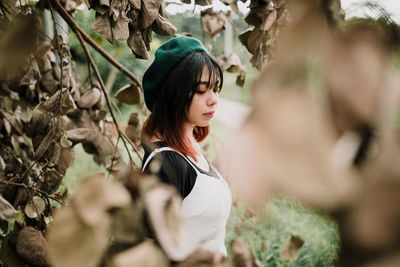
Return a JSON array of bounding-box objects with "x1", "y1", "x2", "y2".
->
[{"x1": 142, "y1": 147, "x2": 200, "y2": 175}]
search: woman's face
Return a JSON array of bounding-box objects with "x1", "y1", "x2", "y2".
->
[{"x1": 186, "y1": 67, "x2": 219, "y2": 128}]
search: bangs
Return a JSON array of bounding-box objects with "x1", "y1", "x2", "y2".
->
[{"x1": 190, "y1": 52, "x2": 223, "y2": 92}]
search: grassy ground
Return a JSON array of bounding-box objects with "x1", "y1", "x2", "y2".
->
[{"x1": 226, "y1": 198, "x2": 340, "y2": 266}]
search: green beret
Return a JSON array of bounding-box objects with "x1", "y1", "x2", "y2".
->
[{"x1": 142, "y1": 36, "x2": 208, "y2": 111}]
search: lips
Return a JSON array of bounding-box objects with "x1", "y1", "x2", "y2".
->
[{"x1": 203, "y1": 112, "x2": 215, "y2": 118}]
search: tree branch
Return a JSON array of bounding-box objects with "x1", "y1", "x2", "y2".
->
[
  {"x1": 49, "y1": 0, "x2": 142, "y2": 90},
  {"x1": 74, "y1": 29, "x2": 142, "y2": 167}
]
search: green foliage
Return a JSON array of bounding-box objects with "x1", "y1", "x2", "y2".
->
[{"x1": 226, "y1": 198, "x2": 340, "y2": 267}]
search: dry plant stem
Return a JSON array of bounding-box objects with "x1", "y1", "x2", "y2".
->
[
  {"x1": 74, "y1": 29, "x2": 138, "y2": 166},
  {"x1": 49, "y1": 0, "x2": 142, "y2": 90},
  {"x1": 0, "y1": 180, "x2": 64, "y2": 205}
]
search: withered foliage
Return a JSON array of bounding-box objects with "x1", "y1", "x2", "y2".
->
[
  {"x1": 225, "y1": 0, "x2": 400, "y2": 266},
  {"x1": 86, "y1": 0, "x2": 177, "y2": 59},
  {"x1": 0, "y1": 4, "x2": 143, "y2": 265},
  {"x1": 239, "y1": 0, "x2": 288, "y2": 70}
]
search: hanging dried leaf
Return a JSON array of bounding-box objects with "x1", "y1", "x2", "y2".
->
[
  {"x1": 109, "y1": 203, "x2": 145, "y2": 246},
  {"x1": 139, "y1": 0, "x2": 162, "y2": 30},
  {"x1": 127, "y1": 31, "x2": 149, "y2": 59},
  {"x1": 71, "y1": 174, "x2": 131, "y2": 226},
  {"x1": 125, "y1": 112, "x2": 142, "y2": 146},
  {"x1": 200, "y1": 8, "x2": 228, "y2": 38},
  {"x1": 280, "y1": 234, "x2": 304, "y2": 262},
  {"x1": 16, "y1": 227, "x2": 50, "y2": 267},
  {"x1": 143, "y1": 183, "x2": 188, "y2": 261},
  {"x1": 115, "y1": 83, "x2": 141, "y2": 105},
  {"x1": 151, "y1": 14, "x2": 177, "y2": 36},
  {"x1": 24, "y1": 196, "x2": 46, "y2": 219},
  {"x1": 93, "y1": 12, "x2": 114, "y2": 43},
  {"x1": 46, "y1": 204, "x2": 109, "y2": 267},
  {"x1": 114, "y1": 17, "x2": 130, "y2": 40},
  {"x1": 0, "y1": 195, "x2": 17, "y2": 220},
  {"x1": 110, "y1": 240, "x2": 169, "y2": 267},
  {"x1": 77, "y1": 87, "x2": 102, "y2": 109}
]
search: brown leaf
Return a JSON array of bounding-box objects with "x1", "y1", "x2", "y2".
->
[
  {"x1": 127, "y1": 31, "x2": 149, "y2": 59},
  {"x1": 126, "y1": 112, "x2": 142, "y2": 146},
  {"x1": 93, "y1": 12, "x2": 114, "y2": 43},
  {"x1": 139, "y1": 0, "x2": 162, "y2": 30},
  {"x1": 128, "y1": 0, "x2": 141, "y2": 9},
  {"x1": 176, "y1": 249, "x2": 225, "y2": 267},
  {"x1": 201, "y1": 8, "x2": 228, "y2": 38},
  {"x1": 24, "y1": 196, "x2": 46, "y2": 219},
  {"x1": 46, "y1": 204, "x2": 109, "y2": 267},
  {"x1": 16, "y1": 227, "x2": 50, "y2": 267},
  {"x1": 114, "y1": 18, "x2": 130, "y2": 40},
  {"x1": 111, "y1": 240, "x2": 169, "y2": 267},
  {"x1": 230, "y1": 239, "x2": 261, "y2": 267},
  {"x1": 0, "y1": 195, "x2": 17, "y2": 220},
  {"x1": 40, "y1": 70, "x2": 59, "y2": 94},
  {"x1": 280, "y1": 234, "x2": 304, "y2": 262},
  {"x1": 115, "y1": 83, "x2": 141, "y2": 105},
  {"x1": 109, "y1": 203, "x2": 145, "y2": 246},
  {"x1": 66, "y1": 127, "x2": 96, "y2": 143},
  {"x1": 151, "y1": 14, "x2": 177, "y2": 36},
  {"x1": 34, "y1": 130, "x2": 56, "y2": 160},
  {"x1": 261, "y1": 9, "x2": 277, "y2": 32},
  {"x1": 57, "y1": 147, "x2": 75, "y2": 174},
  {"x1": 71, "y1": 174, "x2": 131, "y2": 226},
  {"x1": 143, "y1": 183, "x2": 188, "y2": 261},
  {"x1": 77, "y1": 87, "x2": 102, "y2": 109}
]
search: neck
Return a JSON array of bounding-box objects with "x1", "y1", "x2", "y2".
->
[{"x1": 183, "y1": 122, "x2": 200, "y2": 151}]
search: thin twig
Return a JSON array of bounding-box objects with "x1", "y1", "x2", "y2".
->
[
  {"x1": 0, "y1": 180, "x2": 64, "y2": 205},
  {"x1": 49, "y1": 0, "x2": 142, "y2": 90},
  {"x1": 74, "y1": 30, "x2": 138, "y2": 166}
]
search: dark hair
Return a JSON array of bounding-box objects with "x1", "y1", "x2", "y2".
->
[{"x1": 142, "y1": 51, "x2": 223, "y2": 159}]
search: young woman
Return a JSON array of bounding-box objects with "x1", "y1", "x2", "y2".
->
[{"x1": 141, "y1": 36, "x2": 232, "y2": 258}]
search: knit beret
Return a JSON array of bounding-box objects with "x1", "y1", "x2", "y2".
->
[{"x1": 142, "y1": 36, "x2": 208, "y2": 111}]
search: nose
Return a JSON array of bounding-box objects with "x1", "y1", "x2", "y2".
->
[{"x1": 207, "y1": 90, "x2": 218, "y2": 106}]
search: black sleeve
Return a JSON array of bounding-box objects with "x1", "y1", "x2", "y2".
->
[{"x1": 144, "y1": 151, "x2": 197, "y2": 199}]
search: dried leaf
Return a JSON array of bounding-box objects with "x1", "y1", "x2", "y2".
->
[
  {"x1": 57, "y1": 147, "x2": 75, "y2": 174},
  {"x1": 77, "y1": 87, "x2": 102, "y2": 109},
  {"x1": 143, "y1": 183, "x2": 189, "y2": 261},
  {"x1": 93, "y1": 12, "x2": 114, "y2": 43},
  {"x1": 16, "y1": 227, "x2": 49, "y2": 267},
  {"x1": 281, "y1": 234, "x2": 304, "y2": 262},
  {"x1": 230, "y1": 239, "x2": 262, "y2": 267},
  {"x1": 24, "y1": 196, "x2": 46, "y2": 219},
  {"x1": 139, "y1": 0, "x2": 162, "y2": 30},
  {"x1": 115, "y1": 83, "x2": 141, "y2": 105},
  {"x1": 176, "y1": 249, "x2": 224, "y2": 267},
  {"x1": 127, "y1": 31, "x2": 149, "y2": 59},
  {"x1": 0, "y1": 195, "x2": 17, "y2": 220},
  {"x1": 201, "y1": 8, "x2": 228, "y2": 37},
  {"x1": 46, "y1": 205, "x2": 109, "y2": 267},
  {"x1": 111, "y1": 240, "x2": 169, "y2": 267},
  {"x1": 71, "y1": 174, "x2": 131, "y2": 226},
  {"x1": 262, "y1": 9, "x2": 277, "y2": 32},
  {"x1": 114, "y1": 18, "x2": 130, "y2": 40},
  {"x1": 109, "y1": 203, "x2": 145, "y2": 245},
  {"x1": 151, "y1": 14, "x2": 177, "y2": 36},
  {"x1": 66, "y1": 127, "x2": 96, "y2": 142}
]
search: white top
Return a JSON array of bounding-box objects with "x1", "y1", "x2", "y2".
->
[{"x1": 142, "y1": 147, "x2": 232, "y2": 257}]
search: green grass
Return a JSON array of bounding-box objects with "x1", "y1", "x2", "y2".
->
[{"x1": 226, "y1": 198, "x2": 340, "y2": 267}]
